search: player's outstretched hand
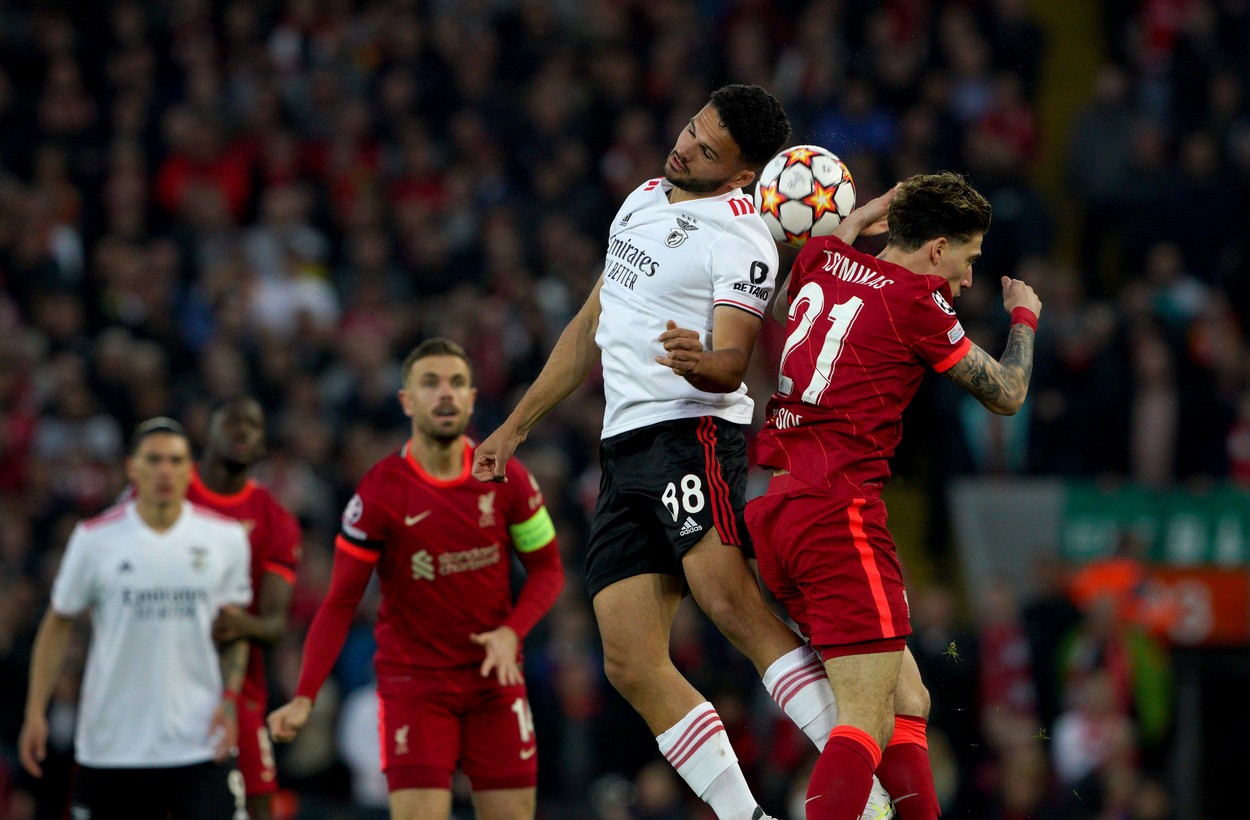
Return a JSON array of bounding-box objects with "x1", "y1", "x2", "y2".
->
[
  {"x1": 1000, "y1": 275, "x2": 1042, "y2": 319},
  {"x1": 267, "y1": 696, "x2": 313, "y2": 744},
  {"x1": 655, "y1": 320, "x2": 703, "y2": 378},
  {"x1": 209, "y1": 698, "x2": 239, "y2": 762},
  {"x1": 842, "y1": 184, "x2": 898, "y2": 243},
  {"x1": 18, "y1": 714, "x2": 49, "y2": 778},
  {"x1": 473, "y1": 426, "x2": 525, "y2": 483},
  {"x1": 470, "y1": 626, "x2": 523, "y2": 686}
]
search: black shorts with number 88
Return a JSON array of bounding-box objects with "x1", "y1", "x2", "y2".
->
[{"x1": 585, "y1": 416, "x2": 752, "y2": 600}]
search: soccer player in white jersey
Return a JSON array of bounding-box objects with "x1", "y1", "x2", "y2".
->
[
  {"x1": 475, "y1": 85, "x2": 891, "y2": 820},
  {"x1": 19, "y1": 417, "x2": 253, "y2": 820}
]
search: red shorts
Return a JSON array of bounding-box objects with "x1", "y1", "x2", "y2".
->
[
  {"x1": 376, "y1": 667, "x2": 537, "y2": 793},
  {"x1": 747, "y1": 476, "x2": 911, "y2": 655},
  {"x1": 237, "y1": 694, "x2": 278, "y2": 796}
]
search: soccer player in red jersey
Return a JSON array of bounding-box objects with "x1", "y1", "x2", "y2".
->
[
  {"x1": 193, "y1": 397, "x2": 302, "y2": 820},
  {"x1": 475, "y1": 86, "x2": 900, "y2": 820},
  {"x1": 267, "y1": 338, "x2": 564, "y2": 820},
  {"x1": 747, "y1": 172, "x2": 1042, "y2": 820}
]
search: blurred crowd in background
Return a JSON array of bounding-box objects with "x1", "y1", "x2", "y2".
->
[{"x1": 1, "y1": 0, "x2": 1248, "y2": 817}]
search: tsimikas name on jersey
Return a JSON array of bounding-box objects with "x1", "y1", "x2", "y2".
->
[{"x1": 820, "y1": 248, "x2": 894, "y2": 289}]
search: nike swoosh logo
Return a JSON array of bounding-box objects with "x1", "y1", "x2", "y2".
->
[
  {"x1": 805, "y1": 796, "x2": 822, "y2": 804},
  {"x1": 405, "y1": 511, "x2": 432, "y2": 526},
  {"x1": 892, "y1": 793, "x2": 918, "y2": 802},
  {"x1": 519, "y1": 747, "x2": 536, "y2": 760}
]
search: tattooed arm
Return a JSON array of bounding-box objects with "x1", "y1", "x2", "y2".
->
[
  {"x1": 219, "y1": 637, "x2": 248, "y2": 697},
  {"x1": 943, "y1": 276, "x2": 1041, "y2": 415},
  {"x1": 211, "y1": 637, "x2": 248, "y2": 760}
]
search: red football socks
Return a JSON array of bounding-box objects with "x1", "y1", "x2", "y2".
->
[
  {"x1": 876, "y1": 715, "x2": 941, "y2": 819},
  {"x1": 805, "y1": 725, "x2": 881, "y2": 820}
]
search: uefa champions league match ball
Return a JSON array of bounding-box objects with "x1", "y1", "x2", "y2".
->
[{"x1": 753, "y1": 144, "x2": 856, "y2": 247}]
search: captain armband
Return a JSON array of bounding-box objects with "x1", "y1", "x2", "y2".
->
[{"x1": 509, "y1": 507, "x2": 556, "y2": 553}]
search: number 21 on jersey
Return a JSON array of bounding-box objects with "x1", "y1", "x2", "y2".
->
[{"x1": 777, "y1": 281, "x2": 864, "y2": 404}]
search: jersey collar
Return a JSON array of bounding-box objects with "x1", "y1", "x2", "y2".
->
[
  {"x1": 126, "y1": 499, "x2": 192, "y2": 537},
  {"x1": 657, "y1": 177, "x2": 746, "y2": 203},
  {"x1": 402, "y1": 439, "x2": 474, "y2": 487},
  {"x1": 190, "y1": 466, "x2": 256, "y2": 506}
]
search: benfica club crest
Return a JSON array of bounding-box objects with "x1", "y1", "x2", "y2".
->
[{"x1": 666, "y1": 215, "x2": 698, "y2": 248}]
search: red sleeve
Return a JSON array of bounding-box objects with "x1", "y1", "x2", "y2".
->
[
  {"x1": 294, "y1": 536, "x2": 375, "y2": 701},
  {"x1": 264, "y1": 506, "x2": 302, "y2": 585},
  {"x1": 910, "y1": 286, "x2": 971, "y2": 372},
  {"x1": 500, "y1": 458, "x2": 563, "y2": 639},
  {"x1": 503, "y1": 539, "x2": 564, "y2": 639}
]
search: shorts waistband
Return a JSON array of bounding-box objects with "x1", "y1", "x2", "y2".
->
[
  {"x1": 765, "y1": 470, "x2": 881, "y2": 500},
  {"x1": 766, "y1": 471, "x2": 813, "y2": 495}
]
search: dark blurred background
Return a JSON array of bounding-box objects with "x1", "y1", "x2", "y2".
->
[{"x1": 1, "y1": 1, "x2": 1248, "y2": 818}]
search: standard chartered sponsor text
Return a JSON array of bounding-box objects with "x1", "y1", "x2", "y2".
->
[{"x1": 438, "y1": 544, "x2": 501, "y2": 575}]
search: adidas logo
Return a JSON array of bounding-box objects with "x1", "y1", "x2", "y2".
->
[
  {"x1": 678, "y1": 517, "x2": 703, "y2": 537},
  {"x1": 118, "y1": 560, "x2": 133, "y2": 573}
]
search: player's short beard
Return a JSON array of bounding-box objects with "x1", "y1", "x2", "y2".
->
[
  {"x1": 664, "y1": 160, "x2": 733, "y2": 194},
  {"x1": 421, "y1": 416, "x2": 469, "y2": 444}
]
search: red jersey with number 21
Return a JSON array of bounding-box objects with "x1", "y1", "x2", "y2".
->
[{"x1": 756, "y1": 236, "x2": 971, "y2": 496}]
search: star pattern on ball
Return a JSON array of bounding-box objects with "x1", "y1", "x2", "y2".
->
[
  {"x1": 802, "y1": 179, "x2": 841, "y2": 223},
  {"x1": 784, "y1": 146, "x2": 815, "y2": 167},
  {"x1": 783, "y1": 227, "x2": 810, "y2": 246},
  {"x1": 758, "y1": 183, "x2": 783, "y2": 219}
]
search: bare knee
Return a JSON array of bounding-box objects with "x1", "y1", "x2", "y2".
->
[
  {"x1": 603, "y1": 648, "x2": 649, "y2": 701},
  {"x1": 894, "y1": 647, "x2": 931, "y2": 719},
  {"x1": 894, "y1": 679, "x2": 930, "y2": 719},
  {"x1": 826, "y1": 652, "x2": 905, "y2": 750},
  {"x1": 474, "y1": 790, "x2": 536, "y2": 820}
]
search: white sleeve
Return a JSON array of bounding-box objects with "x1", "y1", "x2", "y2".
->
[
  {"x1": 709, "y1": 222, "x2": 779, "y2": 319},
  {"x1": 50, "y1": 525, "x2": 95, "y2": 616},
  {"x1": 218, "y1": 524, "x2": 254, "y2": 609}
]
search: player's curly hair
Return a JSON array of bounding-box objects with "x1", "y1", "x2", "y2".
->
[
  {"x1": 708, "y1": 84, "x2": 791, "y2": 168},
  {"x1": 887, "y1": 172, "x2": 992, "y2": 251}
]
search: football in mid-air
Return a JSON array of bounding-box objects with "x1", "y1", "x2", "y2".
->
[{"x1": 753, "y1": 144, "x2": 856, "y2": 247}]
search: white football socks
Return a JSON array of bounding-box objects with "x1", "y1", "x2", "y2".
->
[
  {"x1": 763, "y1": 645, "x2": 839, "y2": 751},
  {"x1": 657, "y1": 702, "x2": 761, "y2": 820}
]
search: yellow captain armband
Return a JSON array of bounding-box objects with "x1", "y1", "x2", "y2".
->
[{"x1": 509, "y1": 506, "x2": 556, "y2": 553}]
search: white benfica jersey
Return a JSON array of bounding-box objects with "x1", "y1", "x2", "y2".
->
[
  {"x1": 52, "y1": 500, "x2": 252, "y2": 768},
  {"x1": 597, "y1": 177, "x2": 779, "y2": 438}
]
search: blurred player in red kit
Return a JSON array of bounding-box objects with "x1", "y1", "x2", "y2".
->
[
  {"x1": 194, "y1": 397, "x2": 302, "y2": 820},
  {"x1": 748, "y1": 172, "x2": 1042, "y2": 819},
  {"x1": 268, "y1": 338, "x2": 564, "y2": 820}
]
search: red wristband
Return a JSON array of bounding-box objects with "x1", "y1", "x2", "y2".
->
[
  {"x1": 1010, "y1": 307, "x2": 1038, "y2": 331},
  {"x1": 223, "y1": 690, "x2": 239, "y2": 702}
]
